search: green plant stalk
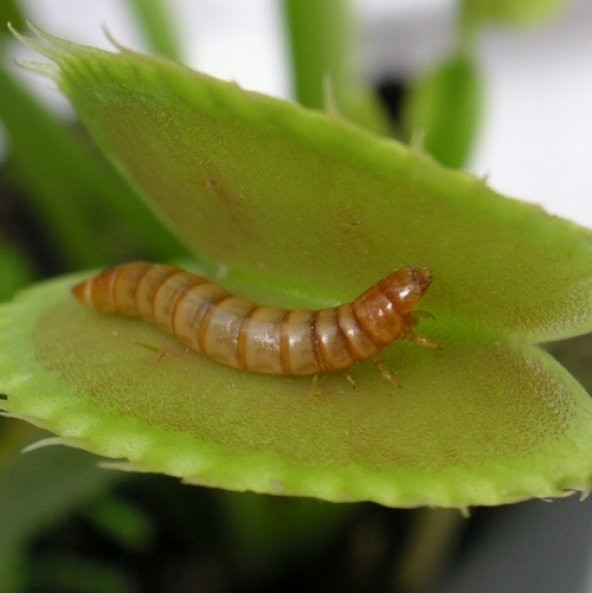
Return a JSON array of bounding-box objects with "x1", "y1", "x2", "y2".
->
[
  {"x1": 282, "y1": 0, "x2": 353, "y2": 111},
  {"x1": 281, "y1": 0, "x2": 390, "y2": 135},
  {"x1": 402, "y1": 51, "x2": 482, "y2": 168},
  {"x1": 85, "y1": 493, "x2": 154, "y2": 552},
  {"x1": 397, "y1": 508, "x2": 466, "y2": 592},
  {"x1": 0, "y1": 430, "x2": 121, "y2": 591},
  {"x1": 0, "y1": 67, "x2": 183, "y2": 267},
  {"x1": 219, "y1": 491, "x2": 352, "y2": 578},
  {"x1": 457, "y1": 0, "x2": 481, "y2": 50},
  {"x1": 0, "y1": 241, "x2": 34, "y2": 300},
  {"x1": 458, "y1": 0, "x2": 566, "y2": 32},
  {"x1": 126, "y1": 0, "x2": 183, "y2": 62}
]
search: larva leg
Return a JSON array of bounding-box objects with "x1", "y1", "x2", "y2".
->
[
  {"x1": 408, "y1": 332, "x2": 440, "y2": 350},
  {"x1": 134, "y1": 341, "x2": 187, "y2": 358},
  {"x1": 134, "y1": 341, "x2": 171, "y2": 361},
  {"x1": 371, "y1": 355, "x2": 400, "y2": 387},
  {"x1": 341, "y1": 370, "x2": 356, "y2": 389},
  {"x1": 309, "y1": 374, "x2": 321, "y2": 397},
  {"x1": 135, "y1": 342, "x2": 161, "y2": 354},
  {"x1": 408, "y1": 310, "x2": 440, "y2": 349}
]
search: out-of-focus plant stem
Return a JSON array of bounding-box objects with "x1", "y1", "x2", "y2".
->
[
  {"x1": 282, "y1": 0, "x2": 352, "y2": 112},
  {"x1": 126, "y1": 0, "x2": 183, "y2": 62},
  {"x1": 281, "y1": 0, "x2": 390, "y2": 135},
  {"x1": 0, "y1": 67, "x2": 107, "y2": 267},
  {"x1": 0, "y1": 242, "x2": 34, "y2": 300},
  {"x1": 0, "y1": 66, "x2": 183, "y2": 268},
  {"x1": 396, "y1": 508, "x2": 466, "y2": 593}
]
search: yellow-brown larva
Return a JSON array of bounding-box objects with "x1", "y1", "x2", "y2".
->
[{"x1": 72, "y1": 262, "x2": 436, "y2": 375}]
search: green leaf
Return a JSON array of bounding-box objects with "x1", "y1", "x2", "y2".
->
[
  {"x1": 0, "y1": 65, "x2": 184, "y2": 268},
  {"x1": 403, "y1": 53, "x2": 481, "y2": 168},
  {"x1": 2, "y1": 27, "x2": 592, "y2": 508},
  {"x1": 0, "y1": 440, "x2": 116, "y2": 543},
  {"x1": 0, "y1": 66, "x2": 109, "y2": 268},
  {"x1": 461, "y1": 0, "x2": 566, "y2": 29},
  {"x1": 0, "y1": 241, "x2": 34, "y2": 301},
  {"x1": 84, "y1": 493, "x2": 154, "y2": 552},
  {"x1": 0, "y1": 425, "x2": 121, "y2": 589}
]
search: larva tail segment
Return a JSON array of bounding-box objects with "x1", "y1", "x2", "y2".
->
[
  {"x1": 72, "y1": 270, "x2": 117, "y2": 313},
  {"x1": 71, "y1": 280, "x2": 89, "y2": 306},
  {"x1": 72, "y1": 262, "x2": 153, "y2": 316}
]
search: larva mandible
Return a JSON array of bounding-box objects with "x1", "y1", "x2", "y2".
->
[{"x1": 72, "y1": 263, "x2": 437, "y2": 376}]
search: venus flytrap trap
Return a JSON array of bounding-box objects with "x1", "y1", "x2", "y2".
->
[{"x1": 1, "y1": 24, "x2": 592, "y2": 510}]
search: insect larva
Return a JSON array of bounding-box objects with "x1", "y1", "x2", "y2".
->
[{"x1": 72, "y1": 263, "x2": 436, "y2": 376}]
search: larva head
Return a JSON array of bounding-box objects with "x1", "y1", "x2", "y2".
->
[{"x1": 379, "y1": 267, "x2": 432, "y2": 315}]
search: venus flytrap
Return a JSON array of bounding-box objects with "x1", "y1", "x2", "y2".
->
[{"x1": 1, "y1": 25, "x2": 591, "y2": 509}]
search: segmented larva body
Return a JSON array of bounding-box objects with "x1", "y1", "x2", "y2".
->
[{"x1": 72, "y1": 263, "x2": 433, "y2": 375}]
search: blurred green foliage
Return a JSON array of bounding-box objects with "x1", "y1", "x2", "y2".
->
[
  {"x1": 461, "y1": 0, "x2": 566, "y2": 29},
  {"x1": 0, "y1": 0, "x2": 25, "y2": 33},
  {"x1": 403, "y1": 52, "x2": 481, "y2": 168}
]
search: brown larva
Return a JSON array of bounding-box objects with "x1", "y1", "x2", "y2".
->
[{"x1": 72, "y1": 262, "x2": 437, "y2": 378}]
